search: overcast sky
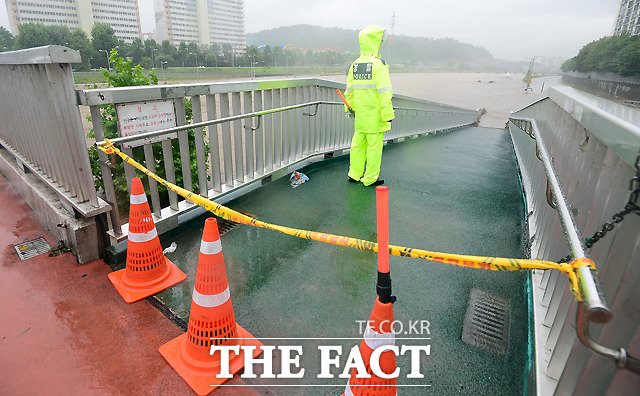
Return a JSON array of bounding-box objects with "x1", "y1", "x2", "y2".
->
[{"x1": 1, "y1": 0, "x2": 620, "y2": 61}]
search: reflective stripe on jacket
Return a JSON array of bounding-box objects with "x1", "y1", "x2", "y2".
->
[{"x1": 344, "y1": 25, "x2": 395, "y2": 133}]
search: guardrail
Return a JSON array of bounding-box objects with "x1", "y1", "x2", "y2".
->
[
  {"x1": 509, "y1": 86, "x2": 640, "y2": 395},
  {"x1": 0, "y1": 46, "x2": 110, "y2": 217},
  {"x1": 78, "y1": 78, "x2": 481, "y2": 240},
  {"x1": 510, "y1": 117, "x2": 610, "y2": 322}
]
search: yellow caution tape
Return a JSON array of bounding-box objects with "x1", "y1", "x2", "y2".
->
[{"x1": 98, "y1": 139, "x2": 594, "y2": 301}]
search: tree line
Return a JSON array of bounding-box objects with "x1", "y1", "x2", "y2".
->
[
  {"x1": 0, "y1": 23, "x2": 351, "y2": 72},
  {"x1": 561, "y1": 34, "x2": 640, "y2": 77},
  {"x1": 0, "y1": 22, "x2": 527, "y2": 73},
  {"x1": 247, "y1": 24, "x2": 502, "y2": 70}
]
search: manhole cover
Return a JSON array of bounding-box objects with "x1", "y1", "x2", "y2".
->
[
  {"x1": 217, "y1": 212, "x2": 257, "y2": 236},
  {"x1": 14, "y1": 238, "x2": 51, "y2": 260},
  {"x1": 462, "y1": 288, "x2": 510, "y2": 357}
]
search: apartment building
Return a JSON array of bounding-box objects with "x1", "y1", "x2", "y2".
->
[
  {"x1": 154, "y1": 0, "x2": 245, "y2": 51},
  {"x1": 613, "y1": 0, "x2": 640, "y2": 35},
  {"x1": 4, "y1": 0, "x2": 141, "y2": 43}
]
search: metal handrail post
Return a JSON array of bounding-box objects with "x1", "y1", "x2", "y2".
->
[
  {"x1": 577, "y1": 302, "x2": 640, "y2": 374},
  {"x1": 95, "y1": 101, "x2": 476, "y2": 149},
  {"x1": 519, "y1": 117, "x2": 611, "y2": 323},
  {"x1": 95, "y1": 100, "x2": 339, "y2": 147}
]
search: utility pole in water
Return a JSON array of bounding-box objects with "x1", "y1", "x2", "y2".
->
[{"x1": 389, "y1": 11, "x2": 396, "y2": 62}]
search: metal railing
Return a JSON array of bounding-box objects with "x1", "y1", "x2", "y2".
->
[
  {"x1": 510, "y1": 117, "x2": 610, "y2": 322},
  {"x1": 78, "y1": 78, "x2": 481, "y2": 240},
  {"x1": 0, "y1": 46, "x2": 109, "y2": 216},
  {"x1": 509, "y1": 86, "x2": 640, "y2": 395}
]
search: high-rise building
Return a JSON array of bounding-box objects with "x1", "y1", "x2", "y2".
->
[
  {"x1": 154, "y1": 0, "x2": 245, "y2": 51},
  {"x1": 613, "y1": 0, "x2": 640, "y2": 35},
  {"x1": 4, "y1": 0, "x2": 142, "y2": 43}
]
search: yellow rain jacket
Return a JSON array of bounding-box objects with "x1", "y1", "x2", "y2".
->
[{"x1": 344, "y1": 25, "x2": 395, "y2": 132}]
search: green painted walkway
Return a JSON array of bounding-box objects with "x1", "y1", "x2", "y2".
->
[{"x1": 151, "y1": 126, "x2": 529, "y2": 395}]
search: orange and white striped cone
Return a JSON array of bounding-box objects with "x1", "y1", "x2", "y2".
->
[
  {"x1": 108, "y1": 177, "x2": 187, "y2": 303},
  {"x1": 343, "y1": 297, "x2": 397, "y2": 396},
  {"x1": 342, "y1": 186, "x2": 398, "y2": 395},
  {"x1": 159, "y1": 217, "x2": 263, "y2": 396}
]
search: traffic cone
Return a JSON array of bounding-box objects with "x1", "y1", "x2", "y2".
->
[
  {"x1": 342, "y1": 297, "x2": 397, "y2": 396},
  {"x1": 108, "y1": 177, "x2": 186, "y2": 303},
  {"x1": 343, "y1": 186, "x2": 397, "y2": 395},
  {"x1": 159, "y1": 217, "x2": 263, "y2": 395}
]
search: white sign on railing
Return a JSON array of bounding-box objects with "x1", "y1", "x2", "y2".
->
[{"x1": 116, "y1": 100, "x2": 177, "y2": 148}]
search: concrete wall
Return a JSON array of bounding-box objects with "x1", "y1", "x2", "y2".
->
[
  {"x1": 0, "y1": 146, "x2": 103, "y2": 264},
  {"x1": 562, "y1": 71, "x2": 640, "y2": 101}
]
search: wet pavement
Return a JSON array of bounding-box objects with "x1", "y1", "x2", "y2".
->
[
  {"x1": 2, "y1": 125, "x2": 528, "y2": 395},
  {"x1": 0, "y1": 170, "x2": 255, "y2": 395},
  {"x1": 147, "y1": 126, "x2": 529, "y2": 395}
]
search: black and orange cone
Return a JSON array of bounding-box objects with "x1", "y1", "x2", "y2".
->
[
  {"x1": 159, "y1": 217, "x2": 263, "y2": 395},
  {"x1": 343, "y1": 186, "x2": 397, "y2": 396},
  {"x1": 108, "y1": 177, "x2": 186, "y2": 303}
]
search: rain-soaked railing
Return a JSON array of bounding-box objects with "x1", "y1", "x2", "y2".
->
[
  {"x1": 0, "y1": 46, "x2": 110, "y2": 217},
  {"x1": 78, "y1": 78, "x2": 480, "y2": 240},
  {"x1": 510, "y1": 117, "x2": 610, "y2": 322},
  {"x1": 509, "y1": 86, "x2": 640, "y2": 395}
]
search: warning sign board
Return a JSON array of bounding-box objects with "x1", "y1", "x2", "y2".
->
[{"x1": 116, "y1": 100, "x2": 177, "y2": 148}]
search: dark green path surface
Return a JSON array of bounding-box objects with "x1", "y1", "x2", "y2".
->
[{"x1": 154, "y1": 126, "x2": 529, "y2": 395}]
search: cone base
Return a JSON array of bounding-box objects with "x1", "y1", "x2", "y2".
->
[
  {"x1": 108, "y1": 257, "x2": 187, "y2": 303},
  {"x1": 159, "y1": 323, "x2": 263, "y2": 396}
]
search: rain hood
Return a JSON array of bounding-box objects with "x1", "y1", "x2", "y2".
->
[{"x1": 358, "y1": 25, "x2": 388, "y2": 56}]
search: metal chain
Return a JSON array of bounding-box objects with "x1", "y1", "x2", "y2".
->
[
  {"x1": 585, "y1": 149, "x2": 640, "y2": 249},
  {"x1": 558, "y1": 149, "x2": 640, "y2": 262},
  {"x1": 558, "y1": 254, "x2": 573, "y2": 264}
]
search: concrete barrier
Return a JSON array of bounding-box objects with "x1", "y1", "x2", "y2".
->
[{"x1": 0, "y1": 146, "x2": 103, "y2": 264}]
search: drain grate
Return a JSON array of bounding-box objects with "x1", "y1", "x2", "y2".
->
[
  {"x1": 14, "y1": 237, "x2": 51, "y2": 260},
  {"x1": 216, "y1": 212, "x2": 257, "y2": 236},
  {"x1": 462, "y1": 288, "x2": 510, "y2": 357}
]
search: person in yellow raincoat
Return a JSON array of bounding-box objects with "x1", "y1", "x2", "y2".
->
[{"x1": 344, "y1": 25, "x2": 395, "y2": 186}]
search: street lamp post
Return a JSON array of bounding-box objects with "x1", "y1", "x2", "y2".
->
[
  {"x1": 151, "y1": 48, "x2": 157, "y2": 68},
  {"x1": 191, "y1": 53, "x2": 198, "y2": 75},
  {"x1": 250, "y1": 54, "x2": 256, "y2": 79},
  {"x1": 160, "y1": 61, "x2": 167, "y2": 81},
  {"x1": 99, "y1": 49, "x2": 110, "y2": 71}
]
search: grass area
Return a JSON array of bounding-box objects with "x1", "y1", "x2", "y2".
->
[
  {"x1": 73, "y1": 65, "x2": 526, "y2": 85},
  {"x1": 74, "y1": 73, "x2": 107, "y2": 85},
  {"x1": 160, "y1": 66, "x2": 345, "y2": 75},
  {"x1": 74, "y1": 66, "x2": 347, "y2": 85}
]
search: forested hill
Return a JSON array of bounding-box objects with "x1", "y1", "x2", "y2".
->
[
  {"x1": 246, "y1": 24, "x2": 497, "y2": 68},
  {"x1": 247, "y1": 25, "x2": 360, "y2": 52}
]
